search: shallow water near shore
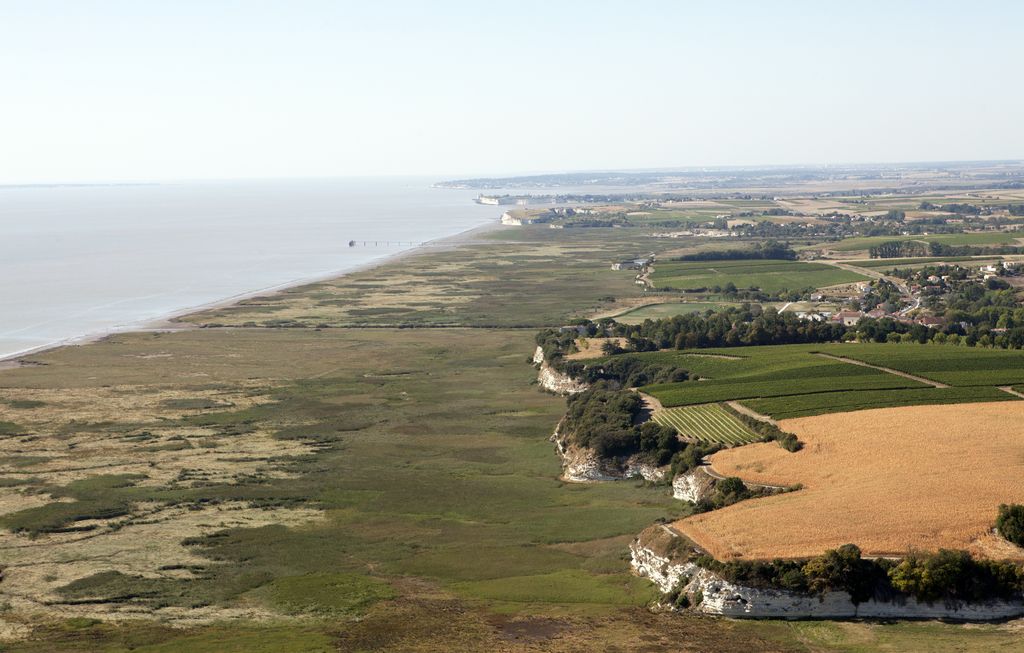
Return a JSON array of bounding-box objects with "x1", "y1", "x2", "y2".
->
[{"x1": 0, "y1": 177, "x2": 497, "y2": 358}]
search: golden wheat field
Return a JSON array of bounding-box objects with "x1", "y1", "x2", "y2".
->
[{"x1": 673, "y1": 401, "x2": 1024, "y2": 561}]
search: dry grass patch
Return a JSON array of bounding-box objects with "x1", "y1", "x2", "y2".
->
[
  {"x1": 0, "y1": 384, "x2": 314, "y2": 488},
  {"x1": 565, "y1": 338, "x2": 627, "y2": 360},
  {"x1": 0, "y1": 379, "x2": 323, "y2": 622},
  {"x1": 673, "y1": 402, "x2": 1024, "y2": 561},
  {"x1": 0, "y1": 501, "x2": 323, "y2": 621}
]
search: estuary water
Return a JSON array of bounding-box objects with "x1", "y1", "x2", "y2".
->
[{"x1": 0, "y1": 178, "x2": 498, "y2": 359}]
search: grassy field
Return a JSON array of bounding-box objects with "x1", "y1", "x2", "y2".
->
[
  {"x1": 676, "y1": 402, "x2": 1024, "y2": 561},
  {"x1": 650, "y1": 259, "x2": 867, "y2": 293},
  {"x1": 824, "y1": 232, "x2": 1020, "y2": 252},
  {"x1": 0, "y1": 327, "x2": 695, "y2": 649},
  {"x1": 652, "y1": 404, "x2": 759, "y2": 445},
  {"x1": 612, "y1": 301, "x2": 730, "y2": 324}
]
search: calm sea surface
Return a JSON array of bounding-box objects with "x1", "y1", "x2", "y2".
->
[{"x1": 0, "y1": 178, "x2": 499, "y2": 358}]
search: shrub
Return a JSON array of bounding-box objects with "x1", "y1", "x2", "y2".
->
[
  {"x1": 996, "y1": 504, "x2": 1024, "y2": 546},
  {"x1": 721, "y1": 404, "x2": 802, "y2": 452},
  {"x1": 801, "y1": 544, "x2": 883, "y2": 604}
]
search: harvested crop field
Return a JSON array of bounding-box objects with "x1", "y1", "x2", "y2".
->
[{"x1": 673, "y1": 401, "x2": 1024, "y2": 561}]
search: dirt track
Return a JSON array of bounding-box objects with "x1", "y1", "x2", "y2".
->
[{"x1": 812, "y1": 352, "x2": 949, "y2": 388}]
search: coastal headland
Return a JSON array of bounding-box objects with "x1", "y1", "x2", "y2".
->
[{"x1": 4, "y1": 175, "x2": 1024, "y2": 650}]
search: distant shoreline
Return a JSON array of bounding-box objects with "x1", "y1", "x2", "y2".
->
[{"x1": 0, "y1": 218, "x2": 502, "y2": 366}]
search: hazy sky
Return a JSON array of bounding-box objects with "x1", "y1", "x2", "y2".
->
[{"x1": 2, "y1": 1, "x2": 1022, "y2": 183}]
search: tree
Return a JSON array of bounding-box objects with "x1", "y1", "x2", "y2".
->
[
  {"x1": 889, "y1": 550, "x2": 976, "y2": 602},
  {"x1": 997, "y1": 504, "x2": 1024, "y2": 546},
  {"x1": 601, "y1": 339, "x2": 624, "y2": 355},
  {"x1": 802, "y1": 544, "x2": 878, "y2": 603}
]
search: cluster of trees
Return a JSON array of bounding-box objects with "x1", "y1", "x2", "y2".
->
[
  {"x1": 851, "y1": 314, "x2": 1024, "y2": 349},
  {"x1": 888, "y1": 549, "x2": 1023, "y2": 602},
  {"x1": 562, "y1": 383, "x2": 682, "y2": 464},
  {"x1": 696, "y1": 543, "x2": 1024, "y2": 604},
  {"x1": 562, "y1": 216, "x2": 631, "y2": 228},
  {"x1": 997, "y1": 504, "x2": 1024, "y2": 547},
  {"x1": 919, "y1": 201, "x2": 983, "y2": 215},
  {"x1": 668, "y1": 441, "x2": 722, "y2": 477},
  {"x1": 545, "y1": 299, "x2": 1024, "y2": 375},
  {"x1": 674, "y1": 240, "x2": 796, "y2": 262},
  {"x1": 738, "y1": 216, "x2": 970, "y2": 241},
  {"x1": 692, "y1": 476, "x2": 779, "y2": 513},
  {"x1": 1008, "y1": 204, "x2": 1024, "y2": 216},
  {"x1": 604, "y1": 305, "x2": 1024, "y2": 354},
  {"x1": 722, "y1": 404, "x2": 801, "y2": 452},
  {"x1": 872, "y1": 240, "x2": 1024, "y2": 259},
  {"x1": 869, "y1": 240, "x2": 929, "y2": 258},
  {"x1": 649, "y1": 283, "x2": 812, "y2": 304},
  {"x1": 609, "y1": 306, "x2": 848, "y2": 351},
  {"x1": 561, "y1": 354, "x2": 688, "y2": 387},
  {"x1": 535, "y1": 328, "x2": 584, "y2": 363}
]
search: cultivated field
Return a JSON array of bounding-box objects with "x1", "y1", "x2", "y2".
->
[
  {"x1": 827, "y1": 344, "x2": 1024, "y2": 387},
  {"x1": 743, "y1": 385, "x2": 1014, "y2": 420},
  {"x1": 652, "y1": 404, "x2": 758, "y2": 445},
  {"x1": 649, "y1": 259, "x2": 868, "y2": 293},
  {"x1": 639, "y1": 343, "x2": 1024, "y2": 419},
  {"x1": 674, "y1": 402, "x2": 1024, "y2": 561},
  {"x1": 640, "y1": 345, "x2": 931, "y2": 410}
]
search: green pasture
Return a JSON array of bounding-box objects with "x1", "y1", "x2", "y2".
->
[{"x1": 612, "y1": 302, "x2": 732, "y2": 324}]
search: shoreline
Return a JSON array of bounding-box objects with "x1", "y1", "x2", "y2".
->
[{"x1": 0, "y1": 218, "x2": 504, "y2": 366}]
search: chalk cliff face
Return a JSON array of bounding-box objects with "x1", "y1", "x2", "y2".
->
[
  {"x1": 534, "y1": 347, "x2": 588, "y2": 395},
  {"x1": 550, "y1": 419, "x2": 665, "y2": 483},
  {"x1": 629, "y1": 528, "x2": 1024, "y2": 620},
  {"x1": 532, "y1": 346, "x2": 545, "y2": 365},
  {"x1": 672, "y1": 467, "x2": 716, "y2": 503}
]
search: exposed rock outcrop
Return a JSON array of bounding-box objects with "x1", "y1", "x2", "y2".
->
[
  {"x1": 532, "y1": 345, "x2": 545, "y2": 365},
  {"x1": 550, "y1": 420, "x2": 665, "y2": 483},
  {"x1": 624, "y1": 460, "x2": 667, "y2": 482},
  {"x1": 672, "y1": 467, "x2": 716, "y2": 503},
  {"x1": 630, "y1": 527, "x2": 1024, "y2": 621},
  {"x1": 535, "y1": 350, "x2": 588, "y2": 395}
]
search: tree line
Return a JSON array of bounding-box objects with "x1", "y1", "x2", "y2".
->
[
  {"x1": 674, "y1": 241, "x2": 796, "y2": 262},
  {"x1": 694, "y1": 543, "x2": 1024, "y2": 605},
  {"x1": 870, "y1": 240, "x2": 1024, "y2": 259}
]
